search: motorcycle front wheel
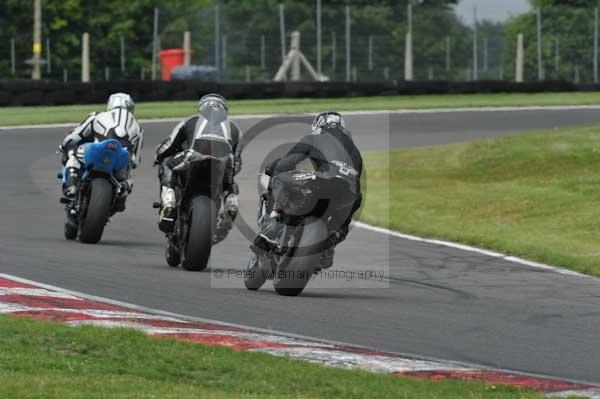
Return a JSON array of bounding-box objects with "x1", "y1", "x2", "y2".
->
[{"x1": 182, "y1": 195, "x2": 217, "y2": 271}]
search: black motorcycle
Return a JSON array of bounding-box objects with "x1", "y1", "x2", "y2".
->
[
  {"x1": 154, "y1": 138, "x2": 233, "y2": 271},
  {"x1": 244, "y1": 170, "x2": 356, "y2": 296}
]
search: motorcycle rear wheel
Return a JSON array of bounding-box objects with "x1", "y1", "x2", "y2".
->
[
  {"x1": 79, "y1": 178, "x2": 113, "y2": 244},
  {"x1": 182, "y1": 195, "x2": 216, "y2": 271},
  {"x1": 273, "y1": 217, "x2": 327, "y2": 297}
]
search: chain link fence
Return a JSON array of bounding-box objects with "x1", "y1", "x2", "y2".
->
[{"x1": 2, "y1": 3, "x2": 600, "y2": 84}]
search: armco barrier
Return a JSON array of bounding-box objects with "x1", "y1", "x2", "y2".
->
[{"x1": 0, "y1": 79, "x2": 594, "y2": 106}]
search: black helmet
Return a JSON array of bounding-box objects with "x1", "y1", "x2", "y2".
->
[{"x1": 198, "y1": 93, "x2": 228, "y2": 113}]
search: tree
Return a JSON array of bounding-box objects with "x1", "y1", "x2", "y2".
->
[{"x1": 504, "y1": 1, "x2": 597, "y2": 82}]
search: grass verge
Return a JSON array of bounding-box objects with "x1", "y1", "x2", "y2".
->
[
  {"x1": 2, "y1": 92, "x2": 600, "y2": 126},
  {"x1": 0, "y1": 314, "x2": 544, "y2": 399},
  {"x1": 361, "y1": 125, "x2": 600, "y2": 276}
]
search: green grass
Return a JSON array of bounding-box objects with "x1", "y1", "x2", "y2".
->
[
  {"x1": 0, "y1": 314, "x2": 545, "y2": 399},
  {"x1": 2, "y1": 92, "x2": 600, "y2": 126},
  {"x1": 361, "y1": 125, "x2": 600, "y2": 276}
]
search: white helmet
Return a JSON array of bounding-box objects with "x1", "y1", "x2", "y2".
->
[
  {"x1": 311, "y1": 111, "x2": 346, "y2": 135},
  {"x1": 107, "y1": 93, "x2": 135, "y2": 113}
]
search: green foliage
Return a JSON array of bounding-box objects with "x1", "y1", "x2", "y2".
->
[
  {"x1": 530, "y1": 0, "x2": 599, "y2": 7},
  {"x1": 503, "y1": 4, "x2": 597, "y2": 82},
  {"x1": 0, "y1": 0, "x2": 477, "y2": 82},
  {"x1": 219, "y1": 0, "x2": 470, "y2": 81},
  {"x1": 363, "y1": 124, "x2": 600, "y2": 275},
  {"x1": 0, "y1": 314, "x2": 540, "y2": 399}
]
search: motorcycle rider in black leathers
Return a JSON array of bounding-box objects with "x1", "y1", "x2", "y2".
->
[
  {"x1": 155, "y1": 94, "x2": 242, "y2": 239},
  {"x1": 60, "y1": 92, "x2": 143, "y2": 212},
  {"x1": 254, "y1": 111, "x2": 363, "y2": 269}
]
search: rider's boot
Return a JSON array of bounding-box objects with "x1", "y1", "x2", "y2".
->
[
  {"x1": 319, "y1": 246, "x2": 335, "y2": 270},
  {"x1": 213, "y1": 193, "x2": 239, "y2": 244},
  {"x1": 158, "y1": 186, "x2": 176, "y2": 233},
  {"x1": 224, "y1": 192, "x2": 239, "y2": 219},
  {"x1": 64, "y1": 167, "x2": 80, "y2": 198},
  {"x1": 257, "y1": 205, "x2": 283, "y2": 246},
  {"x1": 114, "y1": 180, "x2": 133, "y2": 213}
]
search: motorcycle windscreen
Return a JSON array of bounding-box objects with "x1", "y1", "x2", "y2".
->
[
  {"x1": 194, "y1": 108, "x2": 232, "y2": 152},
  {"x1": 191, "y1": 113, "x2": 233, "y2": 192}
]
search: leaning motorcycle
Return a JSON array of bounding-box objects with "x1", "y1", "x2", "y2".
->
[
  {"x1": 155, "y1": 137, "x2": 233, "y2": 271},
  {"x1": 58, "y1": 139, "x2": 130, "y2": 244},
  {"x1": 244, "y1": 170, "x2": 356, "y2": 296}
]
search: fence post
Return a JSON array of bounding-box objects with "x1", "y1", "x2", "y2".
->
[
  {"x1": 368, "y1": 35, "x2": 374, "y2": 71},
  {"x1": 10, "y1": 38, "x2": 15, "y2": 76},
  {"x1": 445, "y1": 36, "x2": 451, "y2": 72},
  {"x1": 260, "y1": 35, "x2": 266, "y2": 69},
  {"x1": 404, "y1": 2, "x2": 413, "y2": 81},
  {"x1": 184, "y1": 31, "x2": 191, "y2": 66},
  {"x1": 279, "y1": 4, "x2": 286, "y2": 64},
  {"x1": 152, "y1": 7, "x2": 159, "y2": 80},
  {"x1": 32, "y1": 0, "x2": 41, "y2": 80},
  {"x1": 214, "y1": 2, "x2": 221, "y2": 79},
  {"x1": 516, "y1": 33, "x2": 524, "y2": 83},
  {"x1": 291, "y1": 31, "x2": 301, "y2": 80},
  {"x1": 345, "y1": 5, "x2": 351, "y2": 82},
  {"x1": 222, "y1": 34, "x2": 227, "y2": 71},
  {"x1": 46, "y1": 38, "x2": 51, "y2": 75},
  {"x1": 483, "y1": 37, "x2": 488, "y2": 72},
  {"x1": 316, "y1": 0, "x2": 322, "y2": 77},
  {"x1": 536, "y1": 7, "x2": 544, "y2": 81},
  {"x1": 594, "y1": 8, "x2": 598, "y2": 83},
  {"x1": 120, "y1": 36, "x2": 126, "y2": 73},
  {"x1": 331, "y1": 31, "x2": 336, "y2": 77},
  {"x1": 554, "y1": 36, "x2": 560, "y2": 77},
  {"x1": 82, "y1": 32, "x2": 90, "y2": 83},
  {"x1": 472, "y1": 6, "x2": 478, "y2": 80}
]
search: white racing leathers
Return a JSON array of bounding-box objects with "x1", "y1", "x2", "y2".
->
[{"x1": 61, "y1": 109, "x2": 144, "y2": 198}]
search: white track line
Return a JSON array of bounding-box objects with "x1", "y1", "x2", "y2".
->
[
  {"x1": 3, "y1": 104, "x2": 600, "y2": 131},
  {"x1": 353, "y1": 221, "x2": 590, "y2": 278}
]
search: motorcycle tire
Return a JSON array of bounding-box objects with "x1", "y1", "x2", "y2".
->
[
  {"x1": 79, "y1": 178, "x2": 113, "y2": 244},
  {"x1": 182, "y1": 195, "x2": 216, "y2": 271},
  {"x1": 273, "y1": 217, "x2": 327, "y2": 297}
]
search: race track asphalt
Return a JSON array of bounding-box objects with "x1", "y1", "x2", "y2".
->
[{"x1": 1, "y1": 108, "x2": 600, "y2": 383}]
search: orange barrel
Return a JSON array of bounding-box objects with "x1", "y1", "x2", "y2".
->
[{"x1": 159, "y1": 49, "x2": 187, "y2": 81}]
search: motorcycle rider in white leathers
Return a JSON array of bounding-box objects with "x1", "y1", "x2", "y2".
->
[{"x1": 60, "y1": 93, "x2": 143, "y2": 212}]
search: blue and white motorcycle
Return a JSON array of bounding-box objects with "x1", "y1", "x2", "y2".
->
[{"x1": 58, "y1": 139, "x2": 129, "y2": 243}]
